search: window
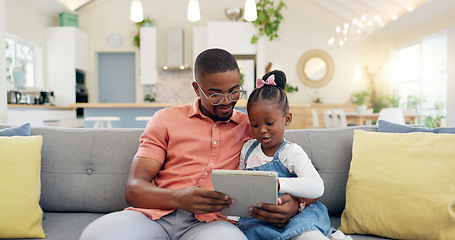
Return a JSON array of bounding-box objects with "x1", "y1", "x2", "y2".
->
[
  {"x1": 5, "y1": 36, "x2": 37, "y2": 90},
  {"x1": 395, "y1": 32, "x2": 447, "y2": 125}
]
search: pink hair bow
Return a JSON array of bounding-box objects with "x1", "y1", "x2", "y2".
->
[{"x1": 256, "y1": 74, "x2": 276, "y2": 88}]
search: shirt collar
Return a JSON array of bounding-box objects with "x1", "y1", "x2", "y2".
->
[{"x1": 188, "y1": 98, "x2": 243, "y2": 124}]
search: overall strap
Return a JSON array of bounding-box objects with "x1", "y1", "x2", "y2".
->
[
  {"x1": 273, "y1": 140, "x2": 290, "y2": 160},
  {"x1": 244, "y1": 140, "x2": 260, "y2": 166}
]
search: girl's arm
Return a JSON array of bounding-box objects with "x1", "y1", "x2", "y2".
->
[{"x1": 278, "y1": 144, "x2": 324, "y2": 198}]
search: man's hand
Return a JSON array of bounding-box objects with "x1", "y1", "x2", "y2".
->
[
  {"x1": 173, "y1": 185, "x2": 234, "y2": 214},
  {"x1": 248, "y1": 194, "x2": 298, "y2": 228},
  {"x1": 126, "y1": 157, "x2": 233, "y2": 213}
]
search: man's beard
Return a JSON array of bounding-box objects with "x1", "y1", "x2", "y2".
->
[{"x1": 214, "y1": 103, "x2": 235, "y2": 121}]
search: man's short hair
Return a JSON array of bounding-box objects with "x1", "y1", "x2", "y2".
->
[{"x1": 194, "y1": 48, "x2": 239, "y2": 80}]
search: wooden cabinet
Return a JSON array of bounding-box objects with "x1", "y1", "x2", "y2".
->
[
  {"x1": 46, "y1": 27, "x2": 88, "y2": 106},
  {"x1": 236, "y1": 101, "x2": 355, "y2": 129},
  {"x1": 286, "y1": 103, "x2": 356, "y2": 129},
  {"x1": 140, "y1": 27, "x2": 157, "y2": 85},
  {"x1": 287, "y1": 104, "x2": 311, "y2": 130}
]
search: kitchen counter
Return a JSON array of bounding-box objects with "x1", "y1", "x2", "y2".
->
[
  {"x1": 69, "y1": 100, "x2": 272, "y2": 109},
  {"x1": 7, "y1": 104, "x2": 77, "y2": 110},
  {"x1": 72, "y1": 101, "x2": 248, "y2": 128},
  {"x1": 69, "y1": 102, "x2": 187, "y2": 108},
  {"x1": 73, "y1": 103, "x2": 185, "y2": 128},
  {"x1": 72, "y1": 101, "x2": 320, "y2": 128},
  {"x1": 7, "y1": 104, "x2": 80, "y2": 127},
  {"x1": 9, "y1": 102, "x2": 356, "y2": 129}
]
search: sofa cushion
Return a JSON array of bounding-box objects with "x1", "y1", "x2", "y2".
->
[
  {"x1": 378, "y1": 119, "x2": 455, "y2": 133},
  {"x1": 0, "y1": 123, "x2": 30, "y2": 136},
  {"x1": 0, "y1": 135, "x2": 45, "y2": 238},
  {"x1": 339, "y1": 130, "x2": 455, "y2": 239},
  {"x1": 31, "y1": 127, "x2": 144, "y2": 213},
  {"x1": 43, "y1": 212, "x2": 104, "y2": 240},
  {"x1": 284, "y1": 126, "x2": 378, "y2": 215}
]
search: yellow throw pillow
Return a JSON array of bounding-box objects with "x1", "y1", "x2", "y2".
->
[
  {"x1": 339, "y1": 130, "x2": 455, "y2": 240},
  {"x1": 0, "y1": 136, "x2": 45, "y2": 238}
]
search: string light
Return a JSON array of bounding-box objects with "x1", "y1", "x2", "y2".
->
[{"x1": 328, "y1": 12, "x2": 383, "y2": 48}]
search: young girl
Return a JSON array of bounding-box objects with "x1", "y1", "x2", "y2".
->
[{"x1": 237, "y1": 70, "x2": 336, "y2": 240}]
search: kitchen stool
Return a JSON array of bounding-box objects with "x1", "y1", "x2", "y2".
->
[
  {"x1": 135, "y1": 116, "x2": 153, "y2": 121},
  {"x1": 84, "y1": 117, "x2": 120, "y2": 128}
]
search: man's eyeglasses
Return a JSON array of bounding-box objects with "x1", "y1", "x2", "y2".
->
[{"x1": 195, "y1": 81, "x2": 246, "y2": 106}]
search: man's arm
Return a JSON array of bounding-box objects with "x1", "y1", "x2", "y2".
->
[{"x1": 125, "y1": 156, "x2": 233, "y2": 214}]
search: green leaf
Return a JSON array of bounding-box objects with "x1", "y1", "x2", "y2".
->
[
  {"x1": 251, "y1": 35, "x2": 259, "y2": 44},
  {"x1": 277, "y1": 1, "x2": 286, "y2": 10},
  {"x1": 251, "y1": 0, "x2": 285, "y2": 43},
  {"x1": 258, "y1": 15, "x2": 267, "y2": 23},
  {"x1": 265, "y1": 24, "x2": 273, "y2": 35}
]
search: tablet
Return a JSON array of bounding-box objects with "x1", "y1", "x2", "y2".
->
[{"x1": 211, "y1": 169, "x2": 278, "y2": 217}]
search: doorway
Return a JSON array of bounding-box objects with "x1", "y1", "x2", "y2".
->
[{"x1": 98, "y1": 53, "x2": 135, "y2": 103}]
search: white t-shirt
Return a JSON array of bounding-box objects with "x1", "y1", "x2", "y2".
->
[{"x1": 239, "y1": 139, "x2": 324, "y2": 199}]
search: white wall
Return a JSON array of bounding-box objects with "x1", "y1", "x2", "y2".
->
[
  {"x1": 448, "y1": 27, "x2": 455, "y2": 126},
  {"x1": 77, "y1": 0, "x2": 276, "y2": 103},
  {"x1": 76, "y1": 0, "x2": 381, "y2": 104},
  {"x1": 5, "y1": 0, "x2": 56, "y2": 42},
  {"x1": 0, "y1": 0, "x2": 6, "y2": 123},
  {"x1": 5, "y1": 0, "x2": 56, "y2": 90},
  {"x1": 264, "y1": 0, "x2": 383, "y2": 104},
  {"x1": 3, "y1": 0, "x2": 455, "y2": 123}
]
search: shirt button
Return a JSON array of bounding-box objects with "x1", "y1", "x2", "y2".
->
[
  {"x1": 214, "y1": 124, "x2": 217, "y2": 127},
  {"x1": 86, "y1": 169, "x2": 93, "y2": 175},
  {"x1": 213, "y1": 141, "x2": 217, "y2": 145},
  {"x1": 204, "y1": 172, "x2": 208, "y2": 176}
]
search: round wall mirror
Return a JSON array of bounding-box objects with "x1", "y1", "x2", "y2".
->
[{"x1": 297, "y1": 49, "x2": 334, "y2": 88}]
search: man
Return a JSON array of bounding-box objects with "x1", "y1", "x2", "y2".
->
[{"x1": 80, "y1": 48, "x2": 299, "y2": 240}]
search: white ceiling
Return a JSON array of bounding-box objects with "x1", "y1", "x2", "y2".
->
[
  {"x1": 20, "y1": 0, "x2": 71, "y2": 16},
  {"x1": 311, "y1": 0, "x2": 455, "y2": 38},
  {"x1": 19, "y1": 0, "x2": 94, "y2": 15},
  {"x1": 19, "y1": 0, "x2": 455, "y2": 38},
  {"x1": 56, "y1": 0, "x2": 93, "y2": 11}
]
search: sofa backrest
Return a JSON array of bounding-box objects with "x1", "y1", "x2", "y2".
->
[
  {"x1": 1, "y1": 124, "x2": 378, "y2": 215},
  {"x1": 284, "y1": 125, "x2": 378, "y2": 215},
  {"x1": 30, "y1": 127, "x2": 144, "y2": 213}
]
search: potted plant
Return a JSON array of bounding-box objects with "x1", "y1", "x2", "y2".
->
[
  {"x1": 284, "y1": 83, "x2": 298, "y2": 93},
  {"x1": 251, "y1": 0, "x2": 286, "y2": 44},
  {"x1": 371, "y1": 96, "x2": 388, "y2": 113},
  {"x1": 350, "y1": 90, "x2": 369, "y2": 113}
]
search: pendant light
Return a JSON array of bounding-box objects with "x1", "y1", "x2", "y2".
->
[
  {"x1": 244, "y1": 0, "x2": 257, "y2": 22},
  {"x1": 187, "y1": 0, "x2": 201, "y2": 22},
  {"x1": 130, "y1": 0, "x2": 144, "y2": 22}
]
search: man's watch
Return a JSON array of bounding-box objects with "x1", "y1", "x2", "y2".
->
[{"x1": 295, "y1": 197, "x2": 307, "y2": 213}]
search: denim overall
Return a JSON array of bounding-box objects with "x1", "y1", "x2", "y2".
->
[{"x1": 237, "y1": 140, "x2": 331, "y2": 240}]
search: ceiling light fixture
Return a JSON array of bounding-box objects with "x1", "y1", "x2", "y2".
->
[
  {"x1": 328, "y1": 12, "x2": 383, "y2": 48},
  {"x1": 187, "y1": 0, "x2": 201, "y2": 22},
  {"x1": 244, "y1": 0, "x2": 257, "y2": 22},
  {"x1": 130, "y1": 0, "x2": 144, "y2": 22}
]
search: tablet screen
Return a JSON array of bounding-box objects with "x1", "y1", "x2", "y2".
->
[{"x1": 211, "y1": 170, "x2": 278, "y2": 217}]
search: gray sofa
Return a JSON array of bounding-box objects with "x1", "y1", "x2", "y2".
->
[{"x1": 2, "y1": 125, "x2": 392, "y2": 240}]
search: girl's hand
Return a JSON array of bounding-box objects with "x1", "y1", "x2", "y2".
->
[{"x1": 248, "y1": 194, "x2": 298, "y2": 228}]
